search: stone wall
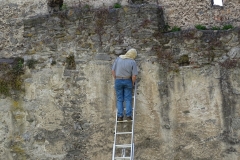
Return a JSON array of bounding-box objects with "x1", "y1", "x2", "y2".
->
[
  {"x1": 0, "y1": 5, "x2": 163, "y2": 160},
  {"x1": 158, "y1": 0, "x2": 240, "y2": 29},
  {"x1": 0, "y1": 2, "x2": 240, "y2": 160},
  {"x1": 1, "y1": 0, "x2": 240, "y2": 33}
]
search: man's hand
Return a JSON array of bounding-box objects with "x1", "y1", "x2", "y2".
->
[{"x1": 132, "y1": 75, "x2": 136, "y2": 86}]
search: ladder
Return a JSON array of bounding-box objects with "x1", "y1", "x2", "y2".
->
[{"x1": 112, "y1": 82, "x2": 137, "y2": 160}]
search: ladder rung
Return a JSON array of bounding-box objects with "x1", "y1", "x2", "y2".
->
[
  {"x1": 117, "y1": 120, "x2": 133, "y2": 123},
  {"x1": 123, "y1": 108, "x2": 135, "y2": 110},
  {"x1": 116, "y1": 132, "x2": 132, "y2": 135},
  {"x1": 115, "y1": 144, "x2": 131, "y2": 148},
  {"x1": 115, "y1": 157, "x2": 131, "y2": 160}
]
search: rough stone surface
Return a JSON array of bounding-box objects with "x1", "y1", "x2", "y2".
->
[
  {"x1": 0, "y1": 0, "x2": 239, "y2": 31},
  {"x1": 0, "y1": 2, "x2": 240, "y2": 160}
]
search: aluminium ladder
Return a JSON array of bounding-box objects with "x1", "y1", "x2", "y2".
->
[{"x1": 112, "y1": 82, "x2": 137, "y2": 160}]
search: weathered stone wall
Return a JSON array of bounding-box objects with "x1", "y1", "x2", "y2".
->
[
  {"x1": 1, "y1": 0, "x2": 239, "y2": 32},
  {"x1": 0, "y1": 5, "x2": 164, "y2": 160},
  {"x1": 149, "y1": 29, "x2": 240, "y2": 160},
  {"x1": 158, "y1": 0, "x2": 240, "y2": 29},
  {"x1": 0, "y1": 3, "x2": 240, "y2": 160}
]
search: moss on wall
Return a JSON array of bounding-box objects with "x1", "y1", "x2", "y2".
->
[{"x1": 0, "y1": 58, "x2": 24, "y2": 97}]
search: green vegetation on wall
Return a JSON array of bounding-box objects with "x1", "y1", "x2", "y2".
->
[
  {"x1": 161, "y1": 24, "x2": 181, "y2": 32},
  {"x1": 211, "y1": 26, "x2": 221, "y2": 30},
  {"x1": 170, "y1": 26, "x2": 181, "y2": 32},
  {"x1": 66, "y1": 55, "x2": 76, "y2": 70},
  {"x1": 0, "y1": 80, "x2": 9, "y2": 96},
  {"x1": 222, "y1": 24, "x2": 233, "y2": 30},
  {"x1": 113, "y1": 3, "x2": 122, "y2": 8},
  {"x1": 179, "y1": 55, "x2": 190, "y2": 66},
  {"x1": 195, "y1": 24, "x2": 207, "y2": 30},
  {"x1": 196, "y1": 24, "x2": 234, "y2": 30},
  {"x1": 61, "y1": 3, "x2": 68, "y2": 10},
  {"x1": 26, "y1": 59, "x2": 38, "y2": 69},
  {"x1": 0, "y1": 58, "x2": 24, "y2": 97}
]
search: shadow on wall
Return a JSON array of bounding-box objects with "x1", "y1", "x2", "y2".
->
[{"x1": 47, "y1": 0, "x2": 63, "y2": 12}]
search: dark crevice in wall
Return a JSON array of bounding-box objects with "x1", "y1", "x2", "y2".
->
[
  {"x1": 219, "y1": 67, "x2": 238, "y2": 143},
  {"x1": 158, "y1": 68, "x2": 171, "y2": 130},
  {"x1": 47, "y1": 0, "x2": 64, "y2": 12},
  {"x1": 156, "y1": 6, "x2": 166, "y2": 32}
]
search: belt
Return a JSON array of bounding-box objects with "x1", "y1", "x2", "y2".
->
[{"x1": 116, "y1": 76, "x2": 131, "y2": 79}]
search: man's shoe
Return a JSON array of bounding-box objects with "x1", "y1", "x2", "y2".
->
[
  {"x1": 117, "y1": 117, "x2": 123, "y2": 121},
  {"x1": 126, "y1": 116, "x2": 132, "y2": 121}
]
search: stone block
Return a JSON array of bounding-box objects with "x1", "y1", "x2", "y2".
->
[
  {"x1": 227, "y1": 47, "x2": 240, "y2": 59},
  {"x1": 0, "y1": 58, "x2": 15, "y2": 64},
  {"x1": 63, "y1": 70, "x2": 71, "y2": 76},
  {"x1": 114, "y1": 49, "x2": 123, "y2": 55},
  {"x1": 95, "y1": 54, "x2": 111, "y2": 61}
]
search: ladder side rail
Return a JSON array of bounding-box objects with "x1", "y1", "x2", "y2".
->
[
  {"x1": 112, "y1": 106, "x2": 118, "y2": 160},
  {"x1": 130, "y1": 82, "x2": 137, "y2": 160},
  {"x1": 132, "y1": 143, "x2": 134, "y2": 160}
]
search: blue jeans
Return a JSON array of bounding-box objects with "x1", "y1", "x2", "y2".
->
[{"x1": 115, "y1": 79, "x2": 133, "y2": 117}]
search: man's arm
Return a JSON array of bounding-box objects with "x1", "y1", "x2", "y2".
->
[
  {"x1": 131, "y1": 61, "x2": 138, "y2": 86},
  {"x1": 132, "y1": 75, "x2": 137, "y2": 86},
  {"x1": 112, "y1": 70, "x2": 116, "y2": 79}
]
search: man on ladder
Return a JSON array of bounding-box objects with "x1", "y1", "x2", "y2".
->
[
  {"x1": 111, "y1": 48, "x2": 138, "y2": 160},
  {"x1": 111, "y1": 48, "x2": 138, "y2": 121}
]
